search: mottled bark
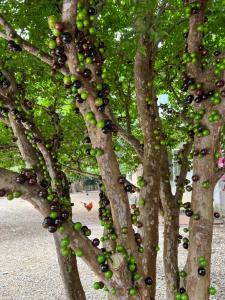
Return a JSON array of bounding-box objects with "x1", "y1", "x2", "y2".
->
[
  {"x1": 160, "y1": 147, "x2": 180, "y2": 300},
  {"x1": 134, "y1": 39, "x2": 160, "y2": 298},
  {"x1": 186, "y1": 125, "x2": 217, "y2": 300},
  {"x1": 54, "y1": 233, "x2": 86, "y2": 300}
]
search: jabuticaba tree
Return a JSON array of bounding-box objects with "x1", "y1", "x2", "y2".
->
[{"x1": 0, "y1": 1, "x2": 224, "y2": 300}]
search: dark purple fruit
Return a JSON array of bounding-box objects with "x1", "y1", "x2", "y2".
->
[
  {"x1": 48, "y1": 225, "x2": 57, "y2": 233},
  {"x1": 100, "y1": 264, "x2": 109, "y2": 272},
  {"x1": 198, "y1": 267, "x2": 206, "y2": 276},
  {"x1": 0, "y1": 189, "x2": 6, "y2": 197},
  {"x1": 83, "y1": 68, "x2": 92, "y2": 79},
  {"x1": 145, "y1": 277, "x2": 153, "y2": 285},
  {"x1": 214, "y1": 212, "x2": 220, "y2": 218},
  {"x1": 42, "y1": 217, "x2": 54, "y2": 228},
  {"x1": 185, "y1": 209, "x2": 193, "y2": 217},
  {"x1": 38, "y1": 189, "x2": 48, "y2": 198},
  {"x1": 92, "y1": 238, "x2": 100, "y2": 247},
  {"x1": 62, "y1": 32, "x2": 73, "y2": 44},
  {"x1": 55, "y1": 46, "x2": 65, "y2": 56},
  {"x1": 16, "y1": 175, "x2": 26, "y2": 184}
]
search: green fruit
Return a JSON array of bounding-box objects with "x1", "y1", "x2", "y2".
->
[
  {"x1": 60, "y1": 238, "x2": 70, "y2": 248},
  {"x1": 61, "y1": 248, "x2": 70, "y2": 257},
  {"x1": 129, "y1": 288, "x2": 138, "y2": 296},
  {"x1": 50, "y1": 211, "x2": 58, "y2": 219},
  {"x1": 97, "y1": 254, "x2": 106, "y2": 264},
  {"x1": 85, "y1": 57, "x2": 92, "y2": 64},
  {"x1": 90, "y1": 148, "x2": 97, "y2": 156},
  {"x1": 71, "y1": 75, "x2": 77, "y2": 82},
  {"x1": 93, "y1": 282, "x2": 104, "y2": 290},
  {"x1": 63, "y1": 76, "x2": 72, "y2": 85},
  {"x1": 181, "y1": 293, "x2": 189, "y2": 300},
  {"x1": 81, "y1": 92, "x2": 88, "y2": 100},
  {"x1": 133, "y1": 272, "x2": 141, "y2": 281},
  {"x1": 179, "y1": 270, "x2": 187, "y2": 278},
  {"x1": 202, "y1": 129, "x2": 210, "y2": 136},
  {"x1": 122, "y1": 227, "x2": 128, "y2": 234},
  {"x1": 48, "y1": 15, "x2": 57, "y2": 28},
  {"x1": 104, "y1": 270, "x2": 113, "y2": 279},
  {"x1": 208, "y1": 287, "x2": 217, "y2": 295},
  {"x1": 75, "y1": 248, "x2": 84, "y2": 257},
  {"x1": 86, "y1": 112, "x2": 95, "y2": 121},
  {"x1": 49, "y1": 40, "x2": 57, "y2": 49},
  {"x1": 128, "y1": 264, "x2": 136, "y2": 272},
  {"x1": 198, "y1": 256, "x2": 206, "y2": 263},
  {"x1": 97, "y1": 120, "x2": 105, "y2": 129},
  {"x1": 111, "y1": 288, "x2": 116, "y2": 295},
  {"x1": 89, "y1": 27, "x2": 95, "y2": 35},
  {"x1": 95, "y1": 98, "x2": 104, "y2": 106},
  {"x1": 59, "y1": 226, "x2": 64, "y2": 233},
  {"x1": 7, "y1": 193, "x2": 14, "y2": 200},
  {"x1": 76, "y1": 21, "x2": 83, "y2": 30},
  {"x1": 47, "y1": 194, "x2": 54, "y2": 201},
  {"x1": 202, "y1": 181, "x2": 210, "y2": 189},
  {"x1": 176, "y1": 293, "x2": 181, "y2": 300},
  {"x1": 116, "y1": 244, "x2": 124, "y2": 253},
  {"x1": 13, "y1": 191, "x2": 21, "y2": 198},
  {"x1": 96, "y1": 84, "x2": 102, "y2": 90},
  {"x1": 96, "y1": 149, "x2": 104, "y2": 157},
  {"x1": 73, "y1": 222, "x2": 82, "y2": 231},
  {"x1": 138, "y1": 246, "x2": 144, "y2": 253},
  {"x1": 83, "y1": 20, "x2": 89, "y2": 27},
  {"x1": 199, "y1": 260, "x2": 207, "y2": 268},
  {"x1": 52, "y1": 28, "x2": 61, "y2": 37}
]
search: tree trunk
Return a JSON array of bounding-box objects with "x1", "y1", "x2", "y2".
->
[
  {"x1": 54, "y1": 232, "x2": 86, "y2": 300},
  {"x1": 160, "y1": 178, "x2": 180, "y2": 300},
  {"x1": 186, "y1": 131, "x2": 216, "y2": 300}
]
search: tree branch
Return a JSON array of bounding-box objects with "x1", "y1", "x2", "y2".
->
[
  {"x1": 0, "y1": 14, "x2": 68, "y2": 74},
  {"x1": 174, "y1": 141, "x2": 192, "y2": 202}
]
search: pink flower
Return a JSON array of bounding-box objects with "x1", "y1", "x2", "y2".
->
[{"x1": 218, "y1": 157, "x2": 225, "y2": 168}]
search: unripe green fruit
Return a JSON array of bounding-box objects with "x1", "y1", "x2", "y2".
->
[
  {"x1": 86, "y1": 112, "x2": 95, "y2": 121},
  {"x1": 63, "y1": 76, "x2": 72, "y2": 85},
  {"x1": 61, "y1": 248, "x2": 70, "y2": 257},
  {"x1": 104, "y1": 270, "x2": 113, "y2": 279},
  {"x1": 116, "y1": 244, "x2": 124, "y2": 253},
  {"x1": 97, "y1": 254, "x2": 106, "y2": 264},
  {"x1": 75, "y1": 248, "x2": 84, "y2": 257},
  {"x1": 93, "y1": 282, "x2": 104, "y2": 290},
  {"x1": 97, "y1": 120, "x2": 105, "y2": 129},
  {"x1": 208, "y1": 287, "x2": 217, "y2": 295},
  {"x1": 51, "y1": 29, "x2": 61, "y2": 37},
  {"x1": 133, "y1": 272, "x2": 141, "y2": 281},
  {"x1": 60, "y1": 238, "x2": 70, "y2": 248},
  {"x1": 81, "y1": 92, "x2": 88, "y2": 100},
  {"x1": 49, "y1": 40, "x2": 57, "y2": 49},
  {"x1": 48, "y1": 15, "x2": 57, "y2": 28},
  {"x1": 129, "y1": 288, "x2": 138, "y2": 296},
  {"x1": 7, "y1": 193, "x2": 14, "y2": 200},
  {"x1": 13, "y1": 191, "x2": 21, "y2": 198},
  {"x1": 95, "y1": 98, "x2": 104, "y2": 106},
  {"x1": 50, "y1": 211, "x2": 58, "y2": 219},
  {"x1": 73, "y1": 222, "x2": 82, "y2": 231}
]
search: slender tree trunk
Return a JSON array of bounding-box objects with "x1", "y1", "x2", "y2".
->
[
  {"x1": 160, "y1": 173, "x2": 179, "y2": 299},
  {"x1": 54, "y1": 232, "x2": 86, "y2": 300},
  {"x1": 185, "y1": 116, "x2": 221, "y2": 299}
]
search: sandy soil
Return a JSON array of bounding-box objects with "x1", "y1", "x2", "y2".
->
[{"x1": 0, "y1": 191, "x2": 224, "y2": 300}]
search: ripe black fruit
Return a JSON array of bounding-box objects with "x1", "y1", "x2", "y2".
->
[
  {"x1": 100, "y1": 264, "x2": 109, "y2": 272},
  {"x1": 145, "y1": 277, "x2": 153, "y2": 285},
  {"x1": 0, "y1": 189, "x2": 6, "y2": 197},
  {"x1": 92, "y1": 238, "x2": 100, "y2": 247},
  {"x1": 62, "y1": 32, "x2": 73, "y2": 44},
  {"x1": 198, "y1": 267, "x2": 206, "y2": 276},
  {"x1": 48, "y1": 225, "x2": 57, "y2": 233}
]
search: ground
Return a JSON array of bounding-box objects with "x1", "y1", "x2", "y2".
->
[{"x1": 0, "y1": 191, "x2": 224, "y2": 300}]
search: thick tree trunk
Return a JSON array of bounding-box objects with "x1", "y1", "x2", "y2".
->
[
  {"x1": 54, "y1": 233, "x2": 86, "y2": 300},
  {"x1": 186, "y1": 128, "x2": 217, "y2": 300}
]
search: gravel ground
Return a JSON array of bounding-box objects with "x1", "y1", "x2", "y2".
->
[{"x1": 0, "y1": 192, "x2": 224, "y2": 300}]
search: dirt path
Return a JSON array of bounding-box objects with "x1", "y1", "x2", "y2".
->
[{"x1": 0, "y1": 192, "x2": 224, "y2": 299}]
